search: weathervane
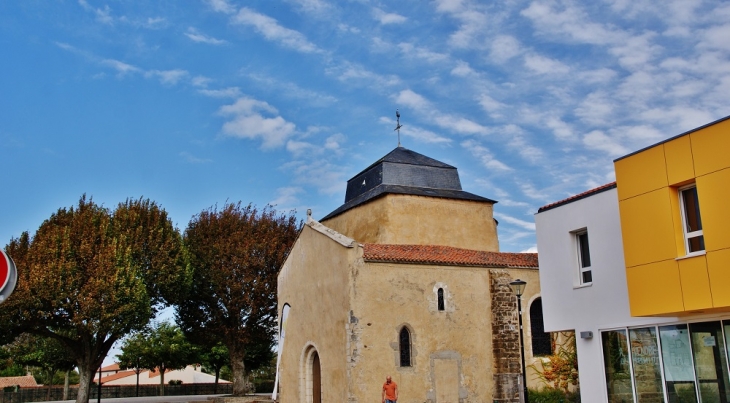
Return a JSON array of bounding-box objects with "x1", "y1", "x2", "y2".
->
[{"x1": 394, "y1": 109, "x2": 403, "y2": 147}]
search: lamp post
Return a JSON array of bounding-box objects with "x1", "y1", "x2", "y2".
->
[{"x1": 510, "y1": 279, "x2": 528, "y2": 403}]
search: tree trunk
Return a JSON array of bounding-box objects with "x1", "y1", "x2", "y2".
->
[
  {"x1": 76, "y1": 361, "x2": 96, "y2": 403},
  {"x1": 214, "y1": 367, "x2": 220, "y2": 394},
  {"x1": 159, "y1": 365, "x2": 165, "y2": 396},
  {"x1": 230, "y1": 349, "x2": 249, "y2": 396},
  {"x1": 63, "y1": 371, "x2": 70, "y2": 400}
]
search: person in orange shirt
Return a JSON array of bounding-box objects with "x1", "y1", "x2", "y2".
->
[{"x1": 382, "y1": 375, "x2": 398, "y2": 403}]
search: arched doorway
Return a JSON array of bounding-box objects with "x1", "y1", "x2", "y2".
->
[
  {"x1": 312, "y1": 351, "x2": 321, "y2": 403},
  {"x1": 301, "y1": 345, "x2": 322, "y2": 403}
]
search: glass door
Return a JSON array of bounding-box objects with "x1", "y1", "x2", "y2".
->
[
  {"x1": 660, "y1": 325, "x2": 698, "y2": 403},
  {"x1": 689, "y1": 321, "x2": 730, "y2": 403}
]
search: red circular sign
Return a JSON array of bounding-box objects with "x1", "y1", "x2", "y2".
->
[{"x1": 0, "y1": 250, "x2": 9, "y2": 291}]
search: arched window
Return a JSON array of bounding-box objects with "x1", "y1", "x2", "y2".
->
[
  {"x1": 399, "y1": 327, "x2": 411, "y2": 367},
  {"x1": 530, "y1": 298, "x2": 552, "y2": 356},
  {"x1": 437, "y1": 288, "x2": 445, "y2": 311}
]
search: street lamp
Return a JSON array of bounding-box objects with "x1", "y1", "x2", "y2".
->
[{"x1": 510, "y1": 279, "x2": 529, "y2": 403}]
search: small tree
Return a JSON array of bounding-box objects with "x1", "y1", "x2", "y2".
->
[
  {"x1": 200, "y1": 342, "x2": 229, "y2": 394},
  {"x1": 6, "y1": 334, "x2": 77, "y2": 400},
  {"x1": 117, "y1": 322, "x2": 198, "y2": 396},
  {"x1": 176, "y1": 203, "x2": 300, "y2": 396}
]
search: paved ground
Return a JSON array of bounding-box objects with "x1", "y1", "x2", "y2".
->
[{"x1": 33, "y1": 394, "x2": 227, "y2": 403}]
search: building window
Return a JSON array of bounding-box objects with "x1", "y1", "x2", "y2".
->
[
  {"x1": 529, "y1": 298, "x2": 552, "y2": 356},
  {"x1": 399, "y1": 327, "x2": 411, "y2": 367},
  {"x1": 576, "y1": 230, "x2": 592, "y2": 284},
  {"x1": 680, "y1": 185, "x2": 704, "y2": 254},
  {"x1": 437, "y1": 288, "x2": 445, "y2": 311}
]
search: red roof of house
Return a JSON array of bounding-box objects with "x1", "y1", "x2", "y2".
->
[
  {"x1": 537, "y1": 182, "x2": 617, "y2": 213},
  {"x1": 363, "y1": 244, "x2": 538, "y2": 268},
  {"x1": 101, "y1": 363, "x2": 121, "y2": 372},
  {"x1": 0, "y1": 375, "x2": 39, "y2": 388},
  {"x1": 99, "y1": 370, "x2": 137, "y2": 384}
]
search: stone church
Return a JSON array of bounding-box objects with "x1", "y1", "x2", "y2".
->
[{"x1": 276, "y1": 146, "x2": 543, "y2": 403}]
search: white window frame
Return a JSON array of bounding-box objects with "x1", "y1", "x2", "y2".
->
[
  {"x1": 575, "y1": 229, "x2": 592, "y2": 286},
  {"x1": 679, "y1": 185, "x2": 704, "y2": 255}
]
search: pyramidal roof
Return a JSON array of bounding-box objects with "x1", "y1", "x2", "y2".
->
[{"x1": 321, "y1": 146, "x2": 496, "y2": 221}]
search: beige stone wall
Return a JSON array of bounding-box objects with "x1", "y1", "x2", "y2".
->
[
  {"x1": 322, "y1": 194, "x2": 500, "y2": 252},
  {"x1": 276, "y1": 224, "x2": 358, "y2": 403},
  {"x1": 345, "y1": 260, "x2": 541, "y2": 403}
]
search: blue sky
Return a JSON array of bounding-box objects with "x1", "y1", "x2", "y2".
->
[{"x1": 2, "y1": 0, "x2": 729, "y2": 258}]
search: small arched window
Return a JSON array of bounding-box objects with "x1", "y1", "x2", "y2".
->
[
  {"x1": 399, "y1": 327, "x2": 411, "y2": 367},
  {"x1": 437, "y1": 288, "x2": 445, "y2": 311},
  {"x1": 530, "y1": 298, "x2": 552, "y2": 356}
]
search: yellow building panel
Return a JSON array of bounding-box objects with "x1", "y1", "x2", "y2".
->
[
  {"x1": 696, "y1": 168, "x2": 730, "y2": 252},
  {"x1": 691, "y1": 118, "x2": 730, "y2": 176},
  {"x1": 619, "y1": 188, "x2": 678, "y2": 268},
  {"x1": 677, "y1": 255, "x2": 712, "y2": 311},
  {"x1": 627, "y1": 260, "x2": 684, "y2": 316},
  {"x1": 664, "y1": 135, "x2": 695, "y2": 185},
  {"x1": 707, "y1": 249, "x2": 730, "y2": 308},
  {"x1": 615, "y1": 145, "x2": 668, "y2": 201}
]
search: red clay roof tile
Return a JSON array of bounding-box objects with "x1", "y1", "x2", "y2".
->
[
  {"x1": 363, "y1": 244, "x2": 538, "y2": 268},
  {"x1": 0, "y1": 375, "x2": 39, "y2": 388}
]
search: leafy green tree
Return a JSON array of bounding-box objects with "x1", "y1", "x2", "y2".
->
[
  {"x1": 6, "y1": 334, "x2": 77, "y2": 400},
  {"x1": 199, "y1": 342, "x2": 229, "y2": 393},
  {"x1": 176, "y1": 203, "x2": 300, "y2": 396},
  {"x1": 0, "y1": 196, "x2": 186, "y2": 403},
  {"x1": 117, "y1": 322, "x2": 198, "y2": 396}
]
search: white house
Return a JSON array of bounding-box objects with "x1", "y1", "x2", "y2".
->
[
  {"x1": 535, "y1": 183, "x2": 678, "y2": 402},
  {"x1": 99, "y1": 364, "x2": 229, "y2": 385}
]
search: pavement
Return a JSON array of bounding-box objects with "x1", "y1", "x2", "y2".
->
[{"x1": 32, "y1": 394, "x2": 226, "y2": 403}]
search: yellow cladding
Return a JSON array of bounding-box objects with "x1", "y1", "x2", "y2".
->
[
  {"x1": 619, "y1": 188, "x2": 677, "y2": 268},
  {"x1": 615, "y1": 145, "x2": 667, "y2": 201},
  {"x1": 663, "y1": 135, "x2": 695, "y2": 185},
  {"x1": 696, "y1": 168, "x2": 730, "y2": 252},
  {"x1": 626, "y1": 260, "x2": 684, "y2": 316},
  {"x1": 616, "y1": 116, "x2": 730, "y2": 316},
  {"x1": 707, "y1": 249, "x2": 730, "y2": 307},
  {"x1": 677, "y1": 255, "x2": 712, "y2": 311},
  {"x1": 690, "y1": 118, "x2": 730, "y2": 176}
]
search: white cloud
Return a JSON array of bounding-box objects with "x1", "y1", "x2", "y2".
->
[
  {"x1": 179, "y1": 152, "x2": 212, "y2": 164},
  {"x1": 191, "y1": 76, "x2": 213, "y2": 88},
  {"x1": 145, "y1": 69, "x2": 189, "y2": 85},
  {"x1": 394, "y1": 90, "x2": 491, "y2": 135},
  {"x1": 269, "y1": 186, "x2": 304, "y2": 208},
  {"x1": 521, "y1": 0, "x2": 623, "y2": 46},
  {"x1": 327, "y1": 62, "x2": 400, "y2": 88},
  {"x1": 232, "y1": 8, "x2": 322, "y2": 54},
  {"x1": 451, "y1": 60, "x2": 477, "y2": 77},
  {"x1": 219, "y1": 97, "x2": 296, "y2": 149},
  {"x1": 582, "y1": 130, "x2": 629, "y2": 156},
  {"x1": 521, "y1": 245, "x2": 538, "y2": 253},
  {"x1": 373, "y1": 8, "x2": 407, "y2": 25},
  {"x1": 398, "y1": 43, "x2": 448, "y2": 63},
  {"x1": 206, "y1": 0, "x2": 236, "y2": 14},
  {"x1": 198, "y1": 87, "x2": 242, "y2": 98},
  {"x1": 489, "y1": 35, "x2": 522, "y2": 63},
  {"x1": 523, "y1": 53, "x2": 570, "y2": 75},
  {"x1": 493, "y1": 212, "x2": 536, "y2": 231},
  {"x1": 286, "y1": 0, "x2": 332, "y2": 16},
  {"x1": 185, "y1": 27, "x2": 227, "y2": 45},
  {"x1": 700, "y1": 24, "x2": 730, "y2": 51},
  {"x1": 461, "y1": 140, "x2": 511, "y2": 171},
  {"x1": 574, "y1": 91, "x2": 615, "y2": 126},
  {"x1": 101, "y1": 59, "x2": 140, "y2": 75}
]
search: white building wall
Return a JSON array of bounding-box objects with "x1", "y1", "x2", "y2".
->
[{"x1": 535, "y1": 187, "x2": 678, "y2": 402}]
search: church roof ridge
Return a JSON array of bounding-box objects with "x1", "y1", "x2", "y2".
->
[
  {"x1": 356, "y1": 146, "x2": 456, "y2": 175},
  {"x1": 363, "y1": 244, "x2": 538, "y2": 268}
]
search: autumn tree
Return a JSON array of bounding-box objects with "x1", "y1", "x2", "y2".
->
[
  {"x1": 117, "y1": 322, "x2": 198, "y2": 396},
  {"x1": 176, "y1": 203, "x2": 300, "y2": 396},
  {"x1": 0, "y1": 196, "x2": 186, "y2": 403}
]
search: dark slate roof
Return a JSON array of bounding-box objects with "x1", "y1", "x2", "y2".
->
[
  {"x1": 364, "y1": 244, "x2": 539, "y2": 268},
  {"x1": 537, "y1": 182, "x2": 617, "y2": 213},
  {"x1": 321, "y1": 147, "x2": 497, "y2": 221}
]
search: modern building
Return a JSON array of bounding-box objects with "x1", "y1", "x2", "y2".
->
[
  {"x1": 536, "y1": 115, "x2": 730, "y2": 403},
  {"x1": 276, "y1": 146, "x2": 545, "y2": 403}
]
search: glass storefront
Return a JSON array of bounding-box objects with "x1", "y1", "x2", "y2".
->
[{"x1": 603, "y1": 320, "x2": 730, "y2": 403}]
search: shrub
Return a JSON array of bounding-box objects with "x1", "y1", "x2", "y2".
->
[{"x1": 528, "y1": 387, "x2": 581, "y2": 403}]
